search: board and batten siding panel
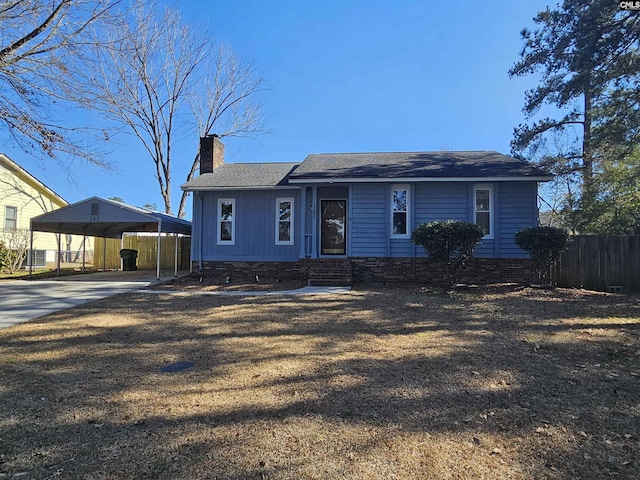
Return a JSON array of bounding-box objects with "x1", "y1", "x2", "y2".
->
[
  {"x1": 414, "y1": 183, "x2": 469, "y2": 225},
  {"x1": 350, "y1": 184, "x2": 387, "y2": 257},
  {"x1": 498, "y1": 182, "x2": 538, "y2": 258},
  {"x1": 414, "y1": 182, "x2": 469, "y2": 258},
  {"x1": 200, "y1": 189, "x2": 300, "y2": 261}
]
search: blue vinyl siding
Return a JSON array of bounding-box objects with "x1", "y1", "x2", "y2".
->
[
  {"x1": 413, "y1": 183, "x2": 469, "y2": 258},
  {"x1": 198, "y1": 189, "x2": 300, "y2": 261},
  {"x1": 415, "y1": 182, "x2": 469, "y2": 225},
  {"x1": 191, "y1": 180, "x2": 540, "y2": 262},
  {"x1": 351, "y1": 181, "x2": 538, "y2": 259},
  {"x1": 351, "y1": 184, "x2": 387, "y2": 257},
  {"x1": 498, "y1": 182, "x2": 538, "y2": 258}
]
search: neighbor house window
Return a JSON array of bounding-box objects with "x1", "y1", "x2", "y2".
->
[
  {"x1": 391, "y1": 185, "x2": 410, "y2": 237},
  {"x1": 4, "y1": 206, "x2": 17, "y2": 230},
  {"x1": 217, "y1": 198, "x2": 235, "y2": 245},
  {"x1": 474, "y1": 185, "x2": 493, "y2": 238},
  {"x1": 276, "y1": 197, "x2": 294, "y2": 245},
  {"x1": 25, "y1": 249, "x2": 46, "y2": 268}
]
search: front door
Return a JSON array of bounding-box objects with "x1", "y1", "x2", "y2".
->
[{"x1": 320, "y1": 199, "x2": 347, "y2": 255}]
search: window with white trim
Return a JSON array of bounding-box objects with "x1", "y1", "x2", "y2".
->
[
  {"x1": 474, "y1": 185, "x2": 493, "y2": 238},
  {"x1": 217, "y1": 198, "x2": 235, "y2": 245},
  {"x1": 276, "y1": 197, "x2": 294, "y2": 245},
  {"x1": 391, "y1": 185, "x2": 410, "y2": 237},
  {"x1": 4, "y1": 206, "x2": 17, "y2": 230}
]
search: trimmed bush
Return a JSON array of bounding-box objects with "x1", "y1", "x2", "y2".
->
[
  {"x1": 411, "y1": 220, "x2": 485, "y2": 287},
  {"x1": 515, "y1": 226, "x2": 569, "y2": 284},
  {"x1": 0, "y1": 241, "x2": 7, "y2": 272}
]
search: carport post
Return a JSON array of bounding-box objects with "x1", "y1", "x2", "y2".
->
[
  {"x1": 56, "y1": 233, "x2": 61, "y2": 277},
  {"x1": 82, "y1": 235, "x2": 86, "y2": 272},
  {"x1": 28, "y1": 228, "x2": 34, "y2": 279},
  {"x1": 102, "y1": 236, "x2": 107, "y2": 272},
  {"x1": 174, "y1": 234, "x2": 178, "y2": 277},
  {"x1": 156, "y1": 221, "x2": 162, "y2": 280},
  {"x1": 120, "y1": 234, "x2": 124, "y2": 271}
]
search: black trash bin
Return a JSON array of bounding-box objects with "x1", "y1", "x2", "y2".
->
[{"x1": 119, "y1": 249, "x2": 138, "y2": 271}]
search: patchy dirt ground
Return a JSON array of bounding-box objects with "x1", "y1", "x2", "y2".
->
[{"x1": 1, "y1": 285, "x2": 639, "y2": 479}]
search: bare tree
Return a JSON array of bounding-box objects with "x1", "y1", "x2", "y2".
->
[
  {"x1": 0, "y1": 0, "x2": 123, "y2": 170},
  {"x1": 86, "y1": 2, "x2": 265, "y2": 216},
  {"x1": 178, "y1": 46, "x2": 265, "y2": 218},
  {"x1": 0, "y1": 227, "x2": 32, "y2": 273}
]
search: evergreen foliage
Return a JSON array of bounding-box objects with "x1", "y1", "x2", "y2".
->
[
  {"x1": 0, "y1": 241, "x2": 8, "y2": 272},
  {"x1": 515, "y1": 227, "x2": 569, "y2": 284},
  {"x1": 411, "y1": 220, "x2": 485, "y2": 287},
  {"x1": 510, "y1": 1, "x2": 640, "y2": 233}
]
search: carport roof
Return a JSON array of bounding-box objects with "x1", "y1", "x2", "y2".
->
[{"x1": 31, "y1": 197, "x2": 191, "y2": 238}]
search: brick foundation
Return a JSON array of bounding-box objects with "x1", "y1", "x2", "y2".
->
[
  {"x1": 350, "y1": 257, "x2": 536, "y2": 285},
  {"x1": 194, "y1": 260, "x2": 307, "y2": 283},
  {"x1": 193, "y1": 257, "x2": 536, "y2": 286}
]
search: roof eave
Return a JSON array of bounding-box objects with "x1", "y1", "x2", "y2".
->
[
  {"x1": 288, "y1": 175, "x2": 554, "y2": 184},
  {"x1": 0, "y1": 153, "x2": 68, "y2": 205},
  {"x1": 181, "y1": 185, "x2": 302, "y2": 192}
]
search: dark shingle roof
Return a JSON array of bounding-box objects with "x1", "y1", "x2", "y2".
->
[
  {"x1": 181, "y1": 151, "x2": 552, "y2": 191},
  {"x1": 181, "y1": 163, "x2": 300, "y2": 190},
  {"x1": 288, "y1": 151, "x2": 551, "y2": 180}
]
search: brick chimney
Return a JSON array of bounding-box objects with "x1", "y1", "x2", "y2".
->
[{"x1": 199, "y1": 134, "x2": 224, "y2": 174}]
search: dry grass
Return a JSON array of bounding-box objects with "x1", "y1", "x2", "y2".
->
[{"x1": 1, "y1": 285, "x2": 639, "y2": 479}]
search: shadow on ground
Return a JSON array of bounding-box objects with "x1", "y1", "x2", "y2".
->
[{"x1": 0, "y1": 285, "x2": 639, "y2": 479}]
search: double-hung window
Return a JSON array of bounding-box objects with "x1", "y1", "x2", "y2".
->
[
  {"x1": 217, "y1": 198, "x2": 235, "y2": 245},
  {"x1": 474, "y1": 185, "x2": 493, "y2": 238},
  {"x1": 4, "y1": 206, "x2": 17, "y2": 231},
  {"x1": 275, "y1": 197, "x2": 294, "y2": 245},
  {"x1": 391, "y1": 185, "x2": 410, "y2": 237}
]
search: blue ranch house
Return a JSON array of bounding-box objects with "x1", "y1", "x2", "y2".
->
[{"x1": 181, "y1": 136, "x2": 553, "y2": 285}]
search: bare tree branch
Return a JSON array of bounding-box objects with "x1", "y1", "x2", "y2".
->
[
  {"x1": 0, "y1": 0, "x2": 124, "y2": 170},
  {"x1": 81, "y1": 2, "x2": 266, "y2": 217}
]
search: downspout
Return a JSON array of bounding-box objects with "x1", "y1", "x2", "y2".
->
[
  {"x1": 198, "y1": 192, "x2": 203, "y2": 271},
  {"x1": 299, "y1": 186, "x2": 307, "y2": 259},
  {"x1": 347, "y1": 185, "x2": 353, "y2": 257}
]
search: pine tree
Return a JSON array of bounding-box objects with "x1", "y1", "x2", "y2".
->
[{"x1": 510, "y1": 1, "x2": 640, "y2": 232}]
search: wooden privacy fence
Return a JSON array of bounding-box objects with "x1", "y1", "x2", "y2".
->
[
  {"x1": 94, "y1": 235, "x2": 191, "y2": 271},
  {"x1": 550, "y1": 235, "x2": 640, "y2": 293}
]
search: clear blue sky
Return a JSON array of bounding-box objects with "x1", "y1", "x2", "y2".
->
[{"x1": 3, "y1": 0, "x2": 550, "y2": 219}]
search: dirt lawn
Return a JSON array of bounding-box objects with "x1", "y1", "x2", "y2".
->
[{"x1": 1, "y1": 285, "x2": 639, "y2": 479}]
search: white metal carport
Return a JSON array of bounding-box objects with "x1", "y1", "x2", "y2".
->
[{"x1": 29, "y1": 197, "x2": 191, "y2": 280}]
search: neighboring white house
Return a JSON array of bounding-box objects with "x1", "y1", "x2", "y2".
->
[{"x1": 0, "y1": 153, "x2": 90, "y2": 268}]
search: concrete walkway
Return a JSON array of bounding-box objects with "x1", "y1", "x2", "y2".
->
[
  {"x1": 138, "y1": 286, "x2": 352, "y2": 296},
  {"x1": 0, "y1": 271, "x2": 181, "y2": 329},
  {"x1": 0, "y1": 271, "x2": 351, "y2": 329}
]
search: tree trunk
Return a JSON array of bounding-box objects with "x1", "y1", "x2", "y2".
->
[
  {"x1": 582, "y1": 81, "x2": 594, "y2": 206},
  {"x1": 177, "y1": 151, "x2": 200, "y2": 219}
]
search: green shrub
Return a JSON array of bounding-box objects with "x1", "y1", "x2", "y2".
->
[
  {"x1": 515, "y1": 226, "x2": 569, "y2": 284},
  {"x1": 411, "y1": 220, "x2": 485, "y2": 287},
  {"x1": 0, "y1": 241, "x2": 8, "y2": 272}
]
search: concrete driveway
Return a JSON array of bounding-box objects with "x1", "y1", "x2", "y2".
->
[{"x1": 0, "y1": 271, "x2": 184, "y2": 329}]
